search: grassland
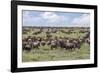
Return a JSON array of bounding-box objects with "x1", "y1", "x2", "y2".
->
[{"x1": 22, "y1": 27, "x2": 90, "y2": 62}]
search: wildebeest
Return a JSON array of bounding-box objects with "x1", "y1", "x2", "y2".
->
[
  {"x1": 41, "y1": 40, "x2": 46, "y2": 46},
  {"x1": 73, "y1": 39, "x2": 81, "y2": 50},
  {"x1": 50, "y1": 40, "x2": 59, "y2": 50},
  {"x1": 58, "y1": 39, "x2": 74, "y2": 50},
  {"x1": 22, "y1": 35, "x2": 84, "y2": 51},
  {"x1": 32, "y1": 40, "x2": 40, "y2": 49},
  {"x1": 22, "y1": 27, "x2": 90, "y2": 52},
  {"x1": 32, "y1": 30, "x2": 42, "y2": 35},
  {"x1": 85, "y1": 38, "x2": 90, "y2": 45},
  {"x1": 22, "y1": 41, "x2": 32, "y2": 51}
]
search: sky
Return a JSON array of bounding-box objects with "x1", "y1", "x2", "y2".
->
[{"x1": 22, "y1": 10, "x2": 90, "y2": 27}]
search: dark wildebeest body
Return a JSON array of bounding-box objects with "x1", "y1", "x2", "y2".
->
[
  {"x1": 50, "y1": 40, "x2": 57, "y2": 50},
  {"x1": 46, "y1": 40, "x2": 51, "y2": 45},
  {"x1": 22, "y1": 38, "x2": 32, "y2": 51},
  {"x1": 41, "y1": 40, "x2": 46, "y2": 46},
  {"x1": 50, "y1": 39, "x2": 60, "y2": 50},
  {"x1": 22, "y1": 41, "x2": 32, "y2": 51},
  {"x1": 73, "y1": 40, "x2": 81, "y2": 50},
  {"x1": 33, "y1": 31, "x2": 42, "y2": 35},
  {"x1": 32, "y1": 41, "x2": 40, "y2": 49},
  {"x1": 24, "y1": 44, "x2": 32, "y2": 51},
  {"x1": 85, "y1": 38, "x2": 90, "y2": 45}
]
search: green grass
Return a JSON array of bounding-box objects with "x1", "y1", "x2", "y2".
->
[{"x1": 22, "y1": 43, "x2": 90, "y2": 62}]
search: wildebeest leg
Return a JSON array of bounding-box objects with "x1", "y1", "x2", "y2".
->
[
  {"x1": 77, "y1": 44, "x2": 81, "y2": 50},
  {"x1": 70, "y1": 47, "x2": 72, "y2": 51},
  {"x1": 73, "y1": 45, "x2": 76, "y2": 51},
  {"x1": 51, "y1": 46, "x2": 54, "y2": 50},
  {"x1": 25, "y1": 47, "x2": 31, "y2": 52},
  {"x1": 65, "y1": 47, "x2": 68, "y2": 50},
  {"x1": 37, "y1": 46, "x2": 39, "y2": 49}
]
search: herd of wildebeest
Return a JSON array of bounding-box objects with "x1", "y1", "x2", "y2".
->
[{"x1": 22, "y1": 27, "x2": 90, "y2": 52}]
